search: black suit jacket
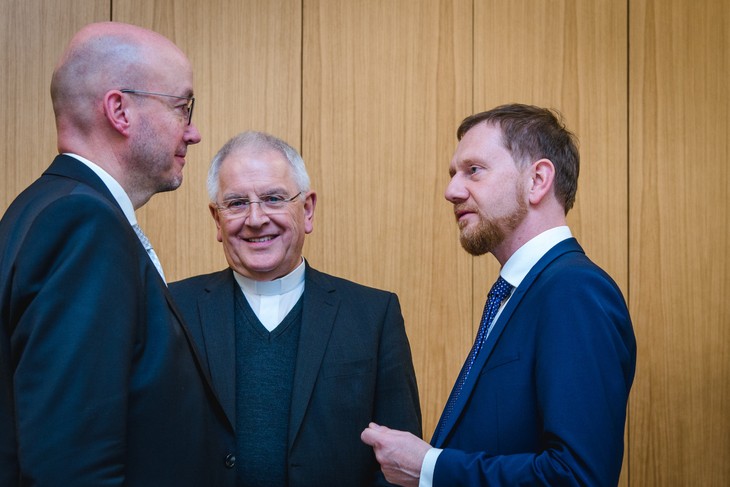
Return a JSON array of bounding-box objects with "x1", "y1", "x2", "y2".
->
[
  {"x1": 0, "y1": 155, "x2": 235, "y2": 486},
  {"x1": 170, "y1": 264, "x2": 422, "y2": 486}
]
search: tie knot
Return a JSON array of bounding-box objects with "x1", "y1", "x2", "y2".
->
[{"x1": 488, "y1": 276, "x2": 513, "y2": 301}]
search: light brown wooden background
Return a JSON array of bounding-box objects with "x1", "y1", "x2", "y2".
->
[{"x1": 2, "y1": 0, "x2": 728, "y2": 485}]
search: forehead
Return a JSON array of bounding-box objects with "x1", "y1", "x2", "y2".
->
[
  {"x1": 454, "y1": 122, "x2": 508, "y2": 160},
  {"x1": 219, "y1": 148, "x2": 296, "y2": 191},
  {"x1": 147, "y1": 49, "x2": 194, "y2": 95},
  {"x1": 451, "y1": 123, "x2": 509, "y2": 165}
]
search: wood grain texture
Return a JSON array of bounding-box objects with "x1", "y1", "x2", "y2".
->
[
  {"x1": 302, "y1": 0, "x2": 473, "y2": 436},
  {"x1": 473, "y1": 1, "x2": 630, "y2": 482},
  {"x1": 113, "y1": 0, "x2": 302, "y2": 281},
  {"x1": 629, "y1": 0, "x2": 730, "y2": 484},
  {"x1": 2, "y1": 0, "x2": 729, "y2": 484},
  {"x1": 1, "y1": 0, "x2": 108, "y2": 211}
]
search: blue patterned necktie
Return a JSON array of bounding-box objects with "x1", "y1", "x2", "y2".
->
[{"x1": 434, "y1": 276, "x2": 514, "y2": 441}]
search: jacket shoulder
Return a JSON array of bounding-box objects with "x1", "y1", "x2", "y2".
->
[
  {"x1": 306, "y1": 265, "x2": 396, "y2": 301},
  {"x1": 169, "y1": 269, "x2": 232, "y2": 297}
]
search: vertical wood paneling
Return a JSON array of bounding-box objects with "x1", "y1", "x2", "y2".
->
[
  {"x1": 1, "y1": 0, "x2": 108, "y2": 212},
  {"x1": 473, "y1": 1, "x2": 630, "y2": 483},
  {"x1": 629, "y1": 0, "x2": 730, "y2": 484},
  {"x1": 113, "y1": 0, "x2": 302, "y2": 281},
  {"x1": 302, "y1": 0, "x2": 472, "y2": 435},
  {"x1": 473, "y1": 0, "x2": 629, "y2": 309},
  {"x1": 3, "y1": 0, "x2": 730, "y2": 484}
]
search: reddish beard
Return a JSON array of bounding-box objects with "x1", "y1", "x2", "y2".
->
[{"x1": 456, "y1": 193, "x2": 527, "y2": 256}]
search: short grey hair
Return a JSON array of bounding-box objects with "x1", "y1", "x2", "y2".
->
[{"x1": 207, "y1": 131, "x2": 310, "y2": 202}]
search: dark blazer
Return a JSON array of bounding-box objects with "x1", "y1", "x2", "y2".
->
[
  {"x1": 431, "y1": 238, "x2": 636, "y2": 486},
  {"x1": 0, "y1": 155, "x2": 235, "y2": 486},
  {"x1": 170, "y1": 264, "x2": 422, "y2": 486}
]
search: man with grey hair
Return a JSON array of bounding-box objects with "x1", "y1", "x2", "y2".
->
[
  {"x1": 170, "y1": 130, "x2": 422, "y2": 486},
  {"x1": 0, "y1": 22, "x2": 234, "y2": 485}
]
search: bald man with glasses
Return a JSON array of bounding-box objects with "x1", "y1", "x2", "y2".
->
[{"x1": 0, "y1": 22, "x2": 234, "y2": 486}]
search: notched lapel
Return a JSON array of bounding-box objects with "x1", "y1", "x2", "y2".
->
[
  {"x1": 288, "y1": 267, "x2": 339, "y2": 449},
  {"x1": 435, "y1": 285, "x2": 528, "y2": 447},
  {"x1": 437, "y1": 238, "x2": 583, "y2": 445},
  {"x1": 198, "y1": 272, "x2": 238, "y2": 426}
]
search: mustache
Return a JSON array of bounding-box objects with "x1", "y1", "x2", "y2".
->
[{"x1": 453, "y1": 203, "x2": 480, "y2": 216}]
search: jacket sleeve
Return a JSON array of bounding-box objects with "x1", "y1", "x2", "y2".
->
[
  {"x1": 10, "y1": 193, "x2": 143, "y2": 485},
  {"x1": 372, "y1": 293, "x2": 423, "y2": 486},
  {"x1": 434, "y1": 265, "x2": 636, "y2": 486}
]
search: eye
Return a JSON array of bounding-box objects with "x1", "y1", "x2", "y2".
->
[
  {"x1": 262, "y1": 194, "x2": 287, "y2": 204},
  {"x1": 225, "y1": 198, "x2": 250, "y2": 209},
  {"x1": 469, "y1": 165, "x2": 481, "y2": 174}
]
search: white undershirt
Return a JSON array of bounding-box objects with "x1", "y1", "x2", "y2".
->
[{"x1": 233, "y1": 259, "x2": 306, "y2": 331}]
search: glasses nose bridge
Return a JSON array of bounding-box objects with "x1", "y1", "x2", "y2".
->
[{"x1": 244, "y1": 200, "x2": 271, "y2": 220}]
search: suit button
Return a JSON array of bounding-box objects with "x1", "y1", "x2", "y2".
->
[{"x1": 224, "y1": 454, "x2": 236, "y2": 468}]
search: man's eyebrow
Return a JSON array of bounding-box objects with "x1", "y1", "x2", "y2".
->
[
  {"x1": 220, "y1": 187, "x2": 289, "y2": 200},
  {"x1": 257, "y1": 187, "x2": 289, "y2": 196}
]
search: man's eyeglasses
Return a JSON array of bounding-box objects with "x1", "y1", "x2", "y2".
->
[
  {"x1": 214, "y1": 192, "x2": 303, "y2": 218},
  {"x1": 120, "y1": 89, "x2": 195, "y2": 125}
]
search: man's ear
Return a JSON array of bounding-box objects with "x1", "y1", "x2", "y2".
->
[
  {"x1": 103, "y1": 90, "x2": 132, "y2": 136},
  {"x1": 303, "y1": 191, "x2": 317, "y2": 234},
  {"x1": 527, "y1": 158, "x2": 555, "y2": 205},
  {"x1": 209, "y1": 203, "x2": 224, "y2": 242}
]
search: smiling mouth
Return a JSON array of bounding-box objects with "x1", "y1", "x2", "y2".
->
[{"x1": 245, "y1": 236, "x2": 275, "y2": 243}]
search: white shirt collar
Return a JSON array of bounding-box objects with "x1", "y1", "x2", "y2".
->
[
  {"x1": 501, "y1": 226, "x2": 573, "y2": 288},
  {"x1": 64, "y1": 153, "x2": 137, "y2": 226},
  {"x1": 233, "y1": 258, "x2": 306, "y2": 296}
]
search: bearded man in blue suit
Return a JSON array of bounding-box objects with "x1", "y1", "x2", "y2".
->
[{"x1": 362, "y1": 104, "x2": 636, "y2": 486}]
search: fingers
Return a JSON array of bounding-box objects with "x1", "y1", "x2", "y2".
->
[{"x1": 361, "y1": 422, "x2": 383, "y2": 446}]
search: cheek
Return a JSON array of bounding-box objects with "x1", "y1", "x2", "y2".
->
[{"x1": 219, "y1": 221, "x2": 242, "y2": 244}]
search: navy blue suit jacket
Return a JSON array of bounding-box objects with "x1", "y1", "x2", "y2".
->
[
  {"x1": 431, "y1": 238, "x2": 636, "y2": 486},
  {"x1": 0, "y1": 155, "x2": 235, "y2": 486},
  {"x1": 170, "y1": 264, "x2": 422, "y2": 487}
]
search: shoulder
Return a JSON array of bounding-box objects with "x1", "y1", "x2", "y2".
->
[
  {"x1": 537, "y1": 249, "x2": 624, "y2": 301},
  {"x1": 169, "y1": 269, "x2": 232, "y2": 297},
  {"x1": 306, "y1": 265, "x2": 396, "y2": 302},
  {"x1": 3, "y1": 184, "x2": 131, "y2": 268}
]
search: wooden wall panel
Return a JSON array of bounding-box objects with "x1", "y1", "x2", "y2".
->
[
  {"x1": 473, "y1": 1, "x2": 630, "y2": 483},
  {"x1": 1, "y1": 0, "x2": 108, "y2": 212},
  {"x1": 473, "y1": 0, "x2": 629, "y2": 316},
  {"x1": 3, "y1": 0, "x2": 730, "y2": 484},
  {"x1": 629, "y1": 0, "x2": 730, "y2": 484},
  {"x1": 113, "y1": 0, "x2": 302, "y2": 281},
  {"x1": 302, "y1": 0, "x2": 473, "y2": 435}
]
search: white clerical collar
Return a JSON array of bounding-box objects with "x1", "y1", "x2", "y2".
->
[
  {"x1": 233, "y1": 258, "x2": 306, "y2": 296},
  {"x1": 64, "y1": 152, "x2": 137, "y2": 226}
]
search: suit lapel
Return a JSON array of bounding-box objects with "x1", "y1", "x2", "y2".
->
[
  {"x1": 47, "y1": 155, "x2": 236, "y2": 429},
  {"x1": 194, "y1": 270, "x2": 238, "y2": 425},
  {"x1": 288, "y1": 264, "x2": 339, "y2": 449},
  {"x1": 433, "y1": 238, "x2": 584, "y2": 447}
]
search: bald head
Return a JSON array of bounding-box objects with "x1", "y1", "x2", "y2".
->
[{"x1": 51, "y1": 22, "x2": 188, "y2": 134}]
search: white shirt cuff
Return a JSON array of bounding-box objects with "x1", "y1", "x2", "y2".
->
[{"x1": 418, "y1": 448, "x2": 442, "y2": 487}]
